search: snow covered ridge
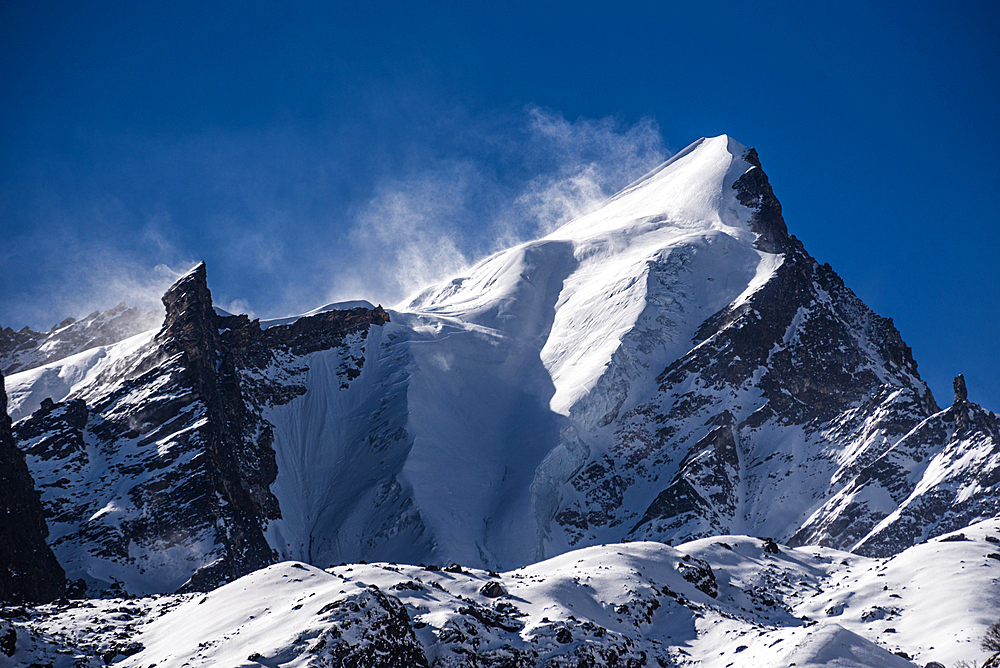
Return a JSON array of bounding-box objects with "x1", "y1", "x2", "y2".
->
[
  {"x1": 5, "y1": 521, "x2": 1000, "y2": 667},
  {"x1": 0, "y1": 302, "x2": 162, "y2": 376},
  {"x1": 3, "y1": 135, "x2": 999, "y2": 610}
]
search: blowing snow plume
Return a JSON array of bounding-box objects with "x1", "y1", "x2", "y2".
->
[
  {"x1": 326, "y1": 106, "x2": 668, "y2": 307},
  {"x1": 0, "y1": 106, "x2": 666, "y2": 328}
]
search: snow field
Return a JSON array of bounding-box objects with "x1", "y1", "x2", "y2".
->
[{"x1": 11, "y1": 526, "x2": 999, "y2": 666}]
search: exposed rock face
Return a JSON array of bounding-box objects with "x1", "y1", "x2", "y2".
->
[
  {"x1": 954, "y1": 374, "x2": 968, "y2": 403},
  {"x1": 846, "y1": 377, "x2": 1000, "y2": 557},
  {"x1": 0, "y1": 368, "x2": 65, "y2": 603},
  {"x1": 0, "y1": 619, "x2": 14, "y2": 656},
  {"x1": 676, "y1": 554, "x2": 718, "y2": 598},
  {"x1": 733, "y1": 146, "x2": 798, "y2": 255},
  {"x1": 783, "y1": 374, "x2": 1000, "y2": 557},
  {"x1": 10, "y1": 262, "x2": 390, "y2": 594},
  {"x1": 556, "y1": 148, "x2": 947, "y2": 556},
  {"x1": 148, "y1": 262, "x2": 279, "y2": 591},
  {"x1": 0, "y1": 302, "x2": 161, "y2": 375},
  {"x1": 954, "y1": 373, "x2": 971, "y2": 432},
  {"x1": 309, "y1": 586, "x2": 429, "y2": 668}
]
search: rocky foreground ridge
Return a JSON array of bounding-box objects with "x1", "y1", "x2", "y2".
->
[{"x1": 4, "y1": 521, "x2": 1000, "y2": 667}]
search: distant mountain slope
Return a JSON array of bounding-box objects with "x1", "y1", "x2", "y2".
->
[{"x1": 0, "y1": 302, "x2": 161, "y2": 375}]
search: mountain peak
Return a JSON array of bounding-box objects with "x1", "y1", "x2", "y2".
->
[
  {"x1": 164, "y1": 261, "x2": 208, "y2": 301},
  {"x1": 160, "y1": 262, "x2": 212, "y2": 335},
  {"x1": 545, "y1": 135, "x2": 766, "y2": 249},
  {"x1": 157, "y1": 261, "x2": 220, "y2": 382}
]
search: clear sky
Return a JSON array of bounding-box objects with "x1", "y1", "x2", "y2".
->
[{"x1": 1, "y1": 1, "x2": 997, "y2": 412}]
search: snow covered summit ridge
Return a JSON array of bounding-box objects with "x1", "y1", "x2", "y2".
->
[
  {"x1": 546, "y1": 134, "x2": 757, "y2": 243},
  {"x1": 403, "y1": 133, "x2": 778, "y2": 419}
]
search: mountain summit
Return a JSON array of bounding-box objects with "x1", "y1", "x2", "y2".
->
[{"x1": 3, "y1": 136, "x2": 996, "y2": 599}]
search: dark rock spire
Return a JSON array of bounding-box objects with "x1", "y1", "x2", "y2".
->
[
  {"x1": 954, "y1": 374, "x2": 968, "y2": 403},
  {"x1": 953, "y1": 374, "x2": 970, "y2": 433},
  {"x1": 732, "y1": 147, "x2": 801, "y2": 255},
  {"x1": 155, "y1": 262, "x2": 279, "y2": 591}
]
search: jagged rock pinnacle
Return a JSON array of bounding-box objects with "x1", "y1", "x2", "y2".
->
[
  {"x1": 731, "y1": 147, "x2": 798, "y2": 254},
  {"x1": 161, "y1": 262, "x2": 212, "y2": 331},
  {"x1": 954, "y1": 374, "x2": 968, "y2": 404},
  {"x1": 156, "y1": 261, "x2": 218, "y2": 385}
]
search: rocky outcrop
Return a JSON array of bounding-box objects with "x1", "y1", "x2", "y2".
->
[
  {"x1": 163, "y1": 265, "x2": 390, "y2": 590},
  {"x1": 733, "y1": 147, "x2": 800, "y2": 255},
  {"x1": 954, "y1": 373, "x2": 971, "y2": 433},
  {"x1": 782, "y1": 373, "x2": 999, "y2": 557},
  {"x1": 11, "y1": 262, "x2": 392, "y2": 595},
  {"x1": 308, "y1": 586, "x2": 429, "y2": 668},
  {"x1": 629, "y1": 413, "x2": 741, "y2": 540},
  {"x1": 676, "y1": 554, "x2": 718, "y2": 598},
  {"x1": 150, "y1": 262, "x2": 279, "y2": 590},
  {"x1": 0, "y1": 368, "x2": 65, "y2": 603},
  {"x1": 848, "y1": 377, "x2": 1000, "y2": 557}
]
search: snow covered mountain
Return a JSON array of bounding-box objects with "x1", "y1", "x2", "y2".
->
[{"x1": 2, "y1": 135, "x2": 998, "y2": 663}]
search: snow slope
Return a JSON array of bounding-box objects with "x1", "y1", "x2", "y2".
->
[
  {"x1": 3, "y1": 329, "x2": 156, "y2": 422},
  {"x1": 261, "y1": 135, "x2": 791, "y2": 570},
  {"x1": 406, "y1": 135, "x2": 772, "y2": 420},
  {"x1": 8, "y1": 523, "x2": 1000, "y2": 667},
  {"x1": 246, "y1": 135, "x2": 791, "y2": 573}
]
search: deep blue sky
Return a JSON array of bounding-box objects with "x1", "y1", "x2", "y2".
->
[{"x1": 1, "y1": 1, "x2": 998, "y2": 412}]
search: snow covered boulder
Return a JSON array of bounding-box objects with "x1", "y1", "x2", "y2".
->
[
  {"x1": 479, "y1": 580, "x2": 507, "y2": 598},
  {"x1": 676, "y1": 554, "x2": 718, "y2": 598},
  {"x1": 307, "y1": 587, "x2": 429, "y2": 668},
  {"x1": 762, "y1": 537, "x2": 781, "y2": 554}
]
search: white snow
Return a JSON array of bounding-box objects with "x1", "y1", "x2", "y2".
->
[
  {"x1": 318, "y1": 134, "x2": 786, "y2": 567},
  {"x1": 405, "y1": 134, "x2": 770, "y2": 420},
  {"x1": 4, "y1": 329, "x2": 156, "y2": 422},
  {"x1": 10, "y1": 526, "x2": 999, "y2": 666}
]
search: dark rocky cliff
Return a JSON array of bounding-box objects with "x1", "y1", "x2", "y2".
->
[
  {"x1": 555, "y1": 147, "x2": 946, "y2": 551},
  {"x1": 0, "y1": 368, "x2": 65, "y2": 603},
  {"x1": 151, "y1": 262, "x2": 280, "y2": 590}
]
